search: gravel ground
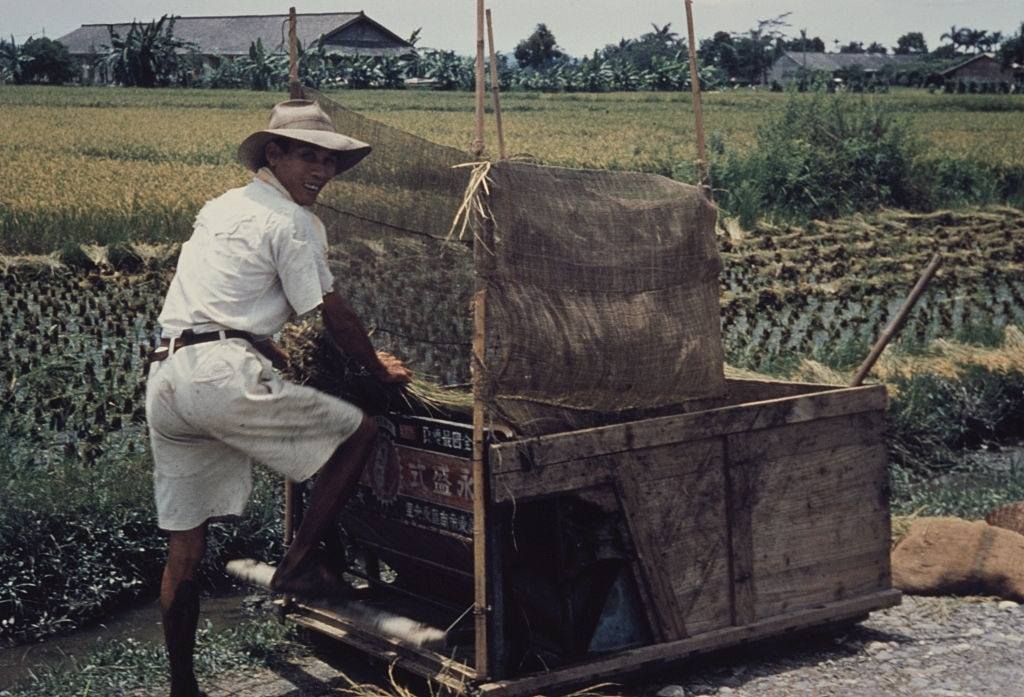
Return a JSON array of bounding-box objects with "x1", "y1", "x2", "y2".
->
[
  {"x1": 642, "y1": 595, "x2": 1024, "y2": 697},
  {"x1": 199, "y1": 594, "x2": 1024, "y2": 697}
]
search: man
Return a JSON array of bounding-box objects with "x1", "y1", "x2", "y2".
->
[{"x1": 145, "y1": 99, "x2": 411, "y2": 697}]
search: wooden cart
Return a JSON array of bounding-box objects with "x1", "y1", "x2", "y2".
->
[{"x1": 279, "y1": 376, "x2": 899, "y2": 695}]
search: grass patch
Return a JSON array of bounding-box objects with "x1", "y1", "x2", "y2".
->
[
  {"x1": 0, "y1": 420, "x2": 285, "y2": 645},
  {"x1": 0, "y1": 615, "x2": 304, "y2": 697},
  {"x1": 891, "y1": 450, "x2": 1024, "y2": 519}
]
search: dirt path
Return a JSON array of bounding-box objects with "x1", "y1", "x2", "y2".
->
[{"x1": 195, "y1": 595, "x2": 1023, "y2": 697}]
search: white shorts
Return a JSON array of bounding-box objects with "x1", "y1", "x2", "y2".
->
[{"x1": 145, "y1": 337, "x2": 364, "y2": 531}]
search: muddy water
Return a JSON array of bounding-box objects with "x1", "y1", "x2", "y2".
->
[{"x1": 0, "y1": 593, "x2": 249, "y2": 688}]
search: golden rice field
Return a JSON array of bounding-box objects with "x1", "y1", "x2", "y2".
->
[{"x1": 1, "y1": 85, "x2": 1023, "y2": 253}]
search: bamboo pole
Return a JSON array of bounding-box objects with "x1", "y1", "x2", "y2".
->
[
  {"x1": 471, "y1": 286, "x2": 489, "y2": 676},
  {"x1": 485, "y1": 9, "x2": 507, "y2": 159},
  {"x1": 683, "y1": 0, "x2": 709, "y2": 190},
  {"x1": 850, "y1": 254, "x2": 943, "y2": 387},
  {"x1": 473, "y1": 0, "x2": 486, "y2": 158},
  {"x1": 283, "y1": 6, "x2": 303, "y2": 548},
  {"x1": 472, "y1": 0, "x2": 490, "y2": 674},
  {"x1": 288, "y1": 7, "x2": 302, "y2": 99}
]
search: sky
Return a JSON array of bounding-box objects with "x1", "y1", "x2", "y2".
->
[{"x1": 5, "y1": 0, "x2": 1022, "y2": 56}]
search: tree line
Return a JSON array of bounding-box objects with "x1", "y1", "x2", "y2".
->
[{"x1": 1, "y1": 15, "x2": 1022, "y2": 91}]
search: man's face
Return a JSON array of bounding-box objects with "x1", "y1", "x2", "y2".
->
[{"x1": 265, "y1": 140, "x2": 340, "y2": 206}]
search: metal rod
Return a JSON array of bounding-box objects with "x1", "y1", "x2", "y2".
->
[
  {"x1": 485, "y1": 9, "x2": 507, "y2": 159},
  {"x1": 684, "y1": 0, "x2": 709, "y2": 190},
  {"x1": 850, "y1": 253, "x2": 943, "y2": 386},
  {"x1": 288, "y1": 7, "x2": 302, "y2": 99},
  {"x1": 473, "y1": 0, "x2": 486, "y2": 157}
]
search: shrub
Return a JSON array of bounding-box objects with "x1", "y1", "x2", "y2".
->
[{"x1": 711, "y1": 89, "x2": 923, "y2": 224}]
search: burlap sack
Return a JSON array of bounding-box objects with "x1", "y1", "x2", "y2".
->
[
  {"x1": 986, "y1": 501, "x2": 1024, "y2": 537},
  {"x1": 891, "y1": 516, "x2": 1024, "y2": 601}
]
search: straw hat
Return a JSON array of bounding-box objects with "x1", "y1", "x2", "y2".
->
[{"x1": 237, "y1": 99, "x2": 371, "y2": 176}]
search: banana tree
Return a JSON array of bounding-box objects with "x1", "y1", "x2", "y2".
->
[
  {"x1": 238, "y1": 38, "x2": 286, "y2": 91},
  {"x1": 102, "y1": 15, "x2": 194, "y2": 87}
]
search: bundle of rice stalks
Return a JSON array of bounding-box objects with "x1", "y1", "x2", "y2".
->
[{"x1": 280, "y1": 319, "x2": 472, "y2": 418}]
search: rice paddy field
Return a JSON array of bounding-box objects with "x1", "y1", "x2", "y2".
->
[
  {"x1": 2, "y1": 85, "x2": 1024, "y2": 252},
  {"x1": 1, "y1": 85, "x2": 1024, "y2": 652}
]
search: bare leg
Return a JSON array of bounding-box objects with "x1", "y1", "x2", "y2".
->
[
  {"x1": 271, "y1": 415, "x2": 378, "y2": 591},
  {"x1": 161, "y1": 523, "x2": 207, "y2": 697}
]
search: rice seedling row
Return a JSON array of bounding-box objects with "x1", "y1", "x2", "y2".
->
[{"x1": 3, "y1": 207, "x2": 1021, "y2": 449}]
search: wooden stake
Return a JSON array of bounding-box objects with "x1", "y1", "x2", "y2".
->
[
  {"x1": 485, "y1": 9, "x2": 507, "y2": 159},
  {"x1": 850, "y1": 253, "x2": 943, "y2": 386},
  {"x1": 473, "y1": 0, "x2": 486, "y2": 157},
  {"x1": 684, "y1": 0, "x2": 709, "y2": 190},
  {"x1": 288, "y1": 7, "x2": 302, "y2": 99}
]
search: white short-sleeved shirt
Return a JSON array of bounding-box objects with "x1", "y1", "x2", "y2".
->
[{"x1": 158, "y1": 168, "x2": 334, "y2": 339}]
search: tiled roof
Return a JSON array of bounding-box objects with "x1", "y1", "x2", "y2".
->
[
  {"x1": 56, "y1": 12, "x2": 410, "y2": 56},
  {"x1": 778, "y1": 51, "x2": 919, "y2": 72}
]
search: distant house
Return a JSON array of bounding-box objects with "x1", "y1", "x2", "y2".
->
[
  {"x1": 938, "y1": 53, "x2": 1016, "y2": 83},
  {"x1": 768, "y1": 51, "x2": 918, "y2": 85},
  {"x1": 57, "y1": 11, "x2": 414, "y2": 84}
]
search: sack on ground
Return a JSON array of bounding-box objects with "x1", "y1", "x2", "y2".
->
[
  {"x1": 891, "y1": 516, "x2": 1024, "y2": 601},
  {"x1": 986, "y1": 501, "x2": 1024, "y2": 537}
]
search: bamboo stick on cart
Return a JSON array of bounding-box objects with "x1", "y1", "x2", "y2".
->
[
  {"x1": 288, "y1": 7, "x2": 302, "y2": 99},
  {"x1": 683, "y1": 0, "x2": 709, "y2": 190},
  {"x1": 485, "y1": 9, "x2": 507, "y2": 159},
  {"x1": 850, "y1": 253, "x2": 943, "y2": 386},
  {"x1": 471, "y1": 1, "x2": 491, "y2": 676},
  {"x1": 473, "y1": 0, "x2": 486, "y2": 158},
  {"x1": 284, "y1": 5, "x2": 302, "y2": 545}
]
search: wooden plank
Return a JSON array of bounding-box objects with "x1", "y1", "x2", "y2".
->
[
  {"x1": 491, "y1": 454, "x2": 615, "y2": 503},
  {"x1": 614, "y1": 475, "x2": 685, "y2": 641},
  {"x1": 287, "y1": 614, "x2": 471, "y2": 694},
  {"x1": 753, "y1": 549, "x2": 891, "y2": 619},
  {"x1": 723, "y1": 415, "x2": 890, "y2": 624},
  {"x1": 491, "y1": 384, "x2": 887, "y2": 474},
  {"x1": 725, "y1": 452, "x2": 756, "y2": 626},
  {"x1": 630, "y1": 441, "x2": 731, "y2": 636},
  {"x1": 724, "y1": 378, "x2": 838, "y2": 402},
  {"x1": 726, "y1": 411, "x2": 885, "y2": 465},
  {"x1": 475, "y1": 590, "x2": 902, "y2": 697}
]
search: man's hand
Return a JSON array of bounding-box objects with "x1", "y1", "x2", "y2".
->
[
  {"x1": 373, "y1": 351, "x2": 413, "y2": 384},
  {"x1": 321, "y1": 292, "x2": 413, "y2": 384}
]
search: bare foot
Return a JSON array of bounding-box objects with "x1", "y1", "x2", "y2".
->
[{"x1": 270, "y1": 560, "x2": 352, "y2": 599}]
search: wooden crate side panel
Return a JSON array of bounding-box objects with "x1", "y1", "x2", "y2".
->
[
  {"x1": 726, "y1": 411, "x2": 891, "y2": 623},
  {"x1": 490, "y1": 385, "x2": 887, "y2": 475},
  {"x1": 753, "y1": 549, "x2": 891, "y2": 617},
  {"x1": 630, "y1": 442, "x2": 732, "y2": 637}
]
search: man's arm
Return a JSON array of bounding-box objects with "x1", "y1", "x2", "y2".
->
[{"x1": 321, "y1": 291, "x2": 412, "y2": 383}]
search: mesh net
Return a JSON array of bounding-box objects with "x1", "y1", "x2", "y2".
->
[
  {"x1": 308, "y1": 89, "x2": 475, "y2": 387},
  {"x1": 305, "y1": 90, "x2": 724, "y2": 436},
  {"x1": 479, "y1": 161, "x2": 724, "y2": 435}
]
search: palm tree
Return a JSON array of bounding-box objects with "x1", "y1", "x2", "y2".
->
[
  {"x1": 649, "y1": 23, "x2": 679, "y2": 46},
  {"x1": 966, "y1": 29, "x2": 989, "y2": 54},
  {"x1": 940, "y1": 25, "x2": 961, "y2": 53}
]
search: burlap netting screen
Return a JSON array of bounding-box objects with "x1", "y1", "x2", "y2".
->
[
  {"x1": 306, "y1": 90, "x2": 724, "y2": 435},
  {"x1": 479, "y1": 161, "x2": 725, "y2": 435},
  {"x1": 308, "y1": 89, "x2": 475, "y2": 386}
]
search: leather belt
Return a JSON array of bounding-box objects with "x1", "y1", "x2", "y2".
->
[{"x1": 146, "y1": 329, "x2": 255, "y2": 370}]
